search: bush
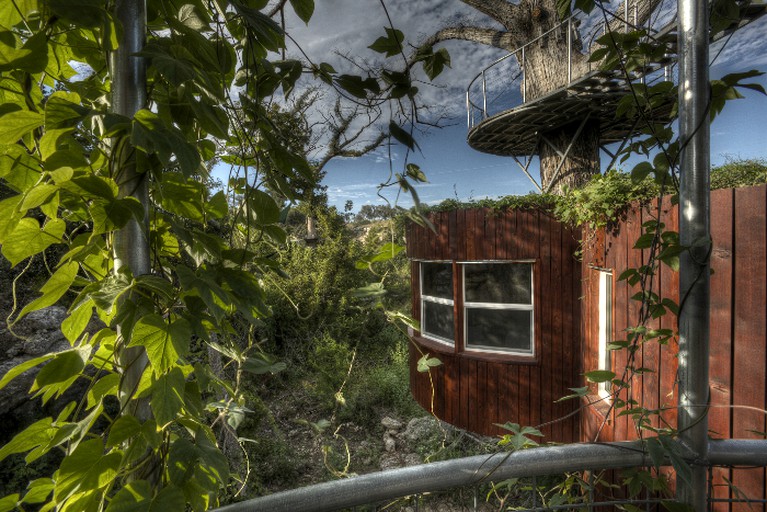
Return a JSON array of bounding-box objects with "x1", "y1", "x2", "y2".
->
[
  {"x1": 339, "y1": 340, "x2": 424, "y2": 428},
  {"x1": 711, "y1": 158, "x2": 767, "y2": 189}
]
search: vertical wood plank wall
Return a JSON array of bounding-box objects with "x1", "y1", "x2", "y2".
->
[
  {"x1": 580, "y1": 185, "x2": 767, "y2": 509},
  {"x1": 407, "y1": 208, "x2": 582, "y2": 441},
  {"x1": 407, "y1": 188, "x2": 765, "y2": 505}
]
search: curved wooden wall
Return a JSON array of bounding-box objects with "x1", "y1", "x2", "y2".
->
[
  {"x1": 580, "y1": 185, "x2": 767, "y2": 509},
  {"x1": 407, "y1": 208, "x2": 582, "y2": 442}
]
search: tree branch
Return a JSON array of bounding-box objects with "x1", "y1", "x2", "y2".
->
[
  {"x1": 459, "y1": 0, "x2": 518, "y2": 27},
  {"x1": 419, "y1": 25, "x2": 516, "y2": 52}
]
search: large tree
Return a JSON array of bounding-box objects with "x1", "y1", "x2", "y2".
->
[{"x1": 413, "y1": 0, "x2": 661, "y2": 193}]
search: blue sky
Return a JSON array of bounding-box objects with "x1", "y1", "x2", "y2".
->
[{"x1": 281, "y1": 1, "x2": 767, "y2": 212}]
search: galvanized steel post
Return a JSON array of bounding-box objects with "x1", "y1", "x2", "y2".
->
[
  {"x1": 676, "y1": 0, "x2": 711, "y2": 505},
  {"x1": 522, "y1": 47, "x2": 527, "y2": 102},
  {"x1": 111, "y1": 0, "x2": 150, "y2": 419}
]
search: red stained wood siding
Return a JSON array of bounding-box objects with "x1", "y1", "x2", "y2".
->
[
  {"x1": 409, "y1": 208, "x2": 581, "y2": 442},
  {"x1": 580, "y1": 186, "x2": 767, "y2": 509},
  {"x1": 409, "y1": 188, "x2": 766, "y2": 503}
]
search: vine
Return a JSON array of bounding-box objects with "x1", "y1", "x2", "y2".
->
[{"x1": 0, "y1": 0, "x2": 442, "y2": 510}]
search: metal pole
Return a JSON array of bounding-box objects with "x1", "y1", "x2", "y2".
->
[
  {"x1": 624, "y1": 0, "x2": 629, "y2": 32},
  {"x1": 567, "y1": 17, "x2": 572, "y2": 84},
  {"x1": 111, "y1": 0, "x2": 150, "y2": 420},
  {"x1": 522, "y1": 47, "x2": 527, "y2": 103},
  {"x1": 481, "y1": 71, "x2": 487, "y2": 118},
  {"x1": 466, "y1": 91, "x2": 471, "y2": 128},
  {"x1": 676, "y1": 0, "x2": 710, "y2": 504}
]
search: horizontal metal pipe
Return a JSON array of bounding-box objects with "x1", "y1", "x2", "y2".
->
[
  {"x1": 214, "y1": 442, "x2": 648, "y2": 512},
  {"x1": 213, "y1": 439, "x2": 767, "y2": 512}
]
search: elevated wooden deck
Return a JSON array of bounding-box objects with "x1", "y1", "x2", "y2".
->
[{"x1": 466, "y1": 1, "x2": 766, "y2": 157}]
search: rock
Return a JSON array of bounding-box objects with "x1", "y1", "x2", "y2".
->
[
  {"x1": 383, "y1": 432, "x2": 397, "y2": 452},
  {"x1": 381, "y1": 416, "x2": 403, "y2": 431},
  {"x1": 404, "y1": 453, "x2": 422, "y2": 466},
  {"x1": 403, "y1": 416, "x2": 442, "y2": 445},
  {"x1": 379, "y1": 453, "x2": 404, "y2": 471},
  {"x1": 0, "y1": 306, "x2": 78, "y2": 415}
]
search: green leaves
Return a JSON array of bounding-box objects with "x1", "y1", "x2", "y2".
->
[
  {"x1": 151, "y1": 368, "x2": 186, "y2": 426},
  {"x1": 289, "y1": 0, "x2": 315, "y2": 23},
  {"x1": 2, "y1": 218, "x2": 66, "y2": 267},
  {"x1": 129, "y1": 315, "x2": 191, "y2": 376},
  {"x1": 389, "y1": 121, "x2": 418, "y2": 151},
  {"x1": 584, "y1": 370, "x2": 616, "y2": 383},
  {"x1": 355, "y1": 242, "x2": 404, "y2": 269},
  {"x1": 496, "y1": 422, "x2": 543, "y2": 450},
  {"x1": 31, "y1": 346, "x2": 92, "y2": 405},
  {"x1": 0, "y1": 31, "x2": 48, "y2": 73},
  {"x1": 48, "y1": 0, "x2": 108, "y2": 28},
  {"x1": 55, "y1": 439, "x2": 121, "y2": 501},
  {"x1": 0, "y1": 110, "x2": 44, "y2": 145},
  {"x1": 106, "y1": 481, "x2": 185, "y2": 512},
  {"x1": 131, "y1": 109, "x2": 201, "y2": 177},
  {"x1": 415, "y1": 47, "x2": 451, "y2": 80},
  {"x1": 417, "y1": 354, "x2": 442, "y2": 372},
  {"x1": 369, "y1": 28, "x2": 404, "y2": 58},
  {"x1": 17, "y1": 262, "x2": 79, "y2": 320}
]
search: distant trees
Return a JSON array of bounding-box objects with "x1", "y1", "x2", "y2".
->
[{"x1": 355, "y1": 204, "x2": 399, "y2": 223}]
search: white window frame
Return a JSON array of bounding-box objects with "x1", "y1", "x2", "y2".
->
[
  {"x1": 419, "y1": 261, "x2": 455, "y2": 346},
  {"x1": 461, "y1": 261, "x2": 535, "y2": 356},
  {"x1": 597, "y1": 269, "x2": 613, "y2": 402}
]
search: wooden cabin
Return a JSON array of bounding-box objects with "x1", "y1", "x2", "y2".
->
[
  {"x1": 407, "y1": 185, "x2": 767, "y2": 464},
  {"x1": 406, "y1": 207, "x2": 582, "y2": 442}
]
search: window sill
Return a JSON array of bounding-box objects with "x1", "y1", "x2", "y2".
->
[
  {"x1": 582, "y1": 393, "x2": 613, "y2": 420},
  {"x1": 410, "y1": 332, "x2": 456, "y2": 355},
  {"x1": 409, "y1": 332, "x2": 540, "y2": 364}
]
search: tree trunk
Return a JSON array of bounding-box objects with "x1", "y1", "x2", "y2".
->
[
  {"x1": 539, "y1": 120, "x2": 601, "y2": 194},
  {"x1": 512, "y1": 0, "x2": 599, "y2": 193}
]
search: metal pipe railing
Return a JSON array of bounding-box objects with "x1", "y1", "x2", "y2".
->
[
  {"x1": 212, "y1": 439, "x2": 767, "y2": 512},
  {"x1": 465, "y1": 0, "x2": 677, "y2": 128}
]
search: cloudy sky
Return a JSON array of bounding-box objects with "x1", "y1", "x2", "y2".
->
[{"x1": 278, "y1": 0, "x2": 767, "y2": 211}]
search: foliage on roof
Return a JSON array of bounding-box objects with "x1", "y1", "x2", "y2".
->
[
  {"x1": 413, "y1": 158, "x2": 767, "y2": 230},
  {"x1": 419, "y1": 192, "x2": 558, "y2": 214}
]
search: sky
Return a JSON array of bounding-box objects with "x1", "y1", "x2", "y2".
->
[{"x1": 276, "y1": 0, "x2": 767, "y2": 212}]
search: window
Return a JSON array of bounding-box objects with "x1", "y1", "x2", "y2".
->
[
  {"x1": 463, "y1": 262, "x2": 534, "y2": 355},
  {"x1": 417, "y1": 260, "x2": 535, "y2": 357},
  {"x1": 597, "y1": 270, "x2": 613, "y2": 401},
  {"x1": 420, "y1": 262, "x2": 454, "y2": 345}
]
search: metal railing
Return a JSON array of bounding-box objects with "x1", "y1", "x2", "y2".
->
[
  {"x1": 212, "y1": 439, "x2": 767, "y2": 512},
  {"x1": 465, "y1": 0, "x2": 677, "y2": 129}
]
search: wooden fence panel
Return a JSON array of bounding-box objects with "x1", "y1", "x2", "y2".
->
[
  {"x1": 732, "y1": 186, "x2": 767, "y2": 510},
  {"x1": 709, "y1": 188, "x2": 735, "y2": 511}
]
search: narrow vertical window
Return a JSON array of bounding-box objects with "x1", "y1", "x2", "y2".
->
[
  {"x1": 420, "y1": 262, "x2": 454, "y2": 344},
  {"x1": 463, "y1": 262, "x2": 534, "y2": 355},
  {"x1": 597, "y1": 270, "x2": 613, "y2": 401}
]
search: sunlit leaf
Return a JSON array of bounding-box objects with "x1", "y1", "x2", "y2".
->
[
  {"x1": 2, "y1": 217, "x2": 66, "y2": 267},
  {"x1": 151, "y1": 367, "x2": 186, "y2": 426},
  {"x1": 129, "y1": 315, "x2": 191, "y2": 375},
  {"x1": 17, "y1": 262, "x2": 79, "y2": 320}
]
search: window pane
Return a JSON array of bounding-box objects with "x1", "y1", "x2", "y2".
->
[
  {"x1": 464, "y1": 263, "x2": 531, "y2": 304},
  {"x1": 421, "y1": 262, "x2": 453, "y2": 299},
  {"x1": 466, "y1": 309, "x2": 532, "y2": 352},
  {"x1": 423, "y1": 301, "x2": 454, "y2": 342}
]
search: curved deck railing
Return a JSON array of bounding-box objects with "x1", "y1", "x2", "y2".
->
[
  {"x1": 211, "y1": 439, "x2": 767, "y2": 512},
  {"x1": 466, "y1": 0, "x2": 678, "y2": 129}
]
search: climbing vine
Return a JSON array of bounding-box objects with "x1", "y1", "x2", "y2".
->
[{"x1": 0, "y1": 0, "x2": 444, "y2": 510}]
